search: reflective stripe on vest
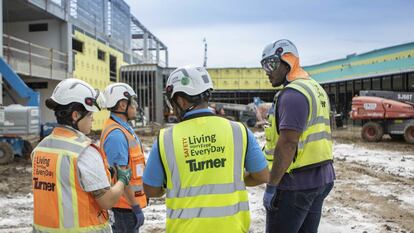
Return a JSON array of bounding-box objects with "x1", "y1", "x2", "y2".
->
[
  {"x1": 100, "y1": 118, "x2": 147, "y2": 209},
  {"x1": 263, "y1": 108, "x2": 276, "y2": 169},
  {"x1": 159, "y1": 116, "x2": 250, "y2": 233},
  {"x1": 167, "y1": 201, "x2": 250, "y2": 219},
  {"x1": 32, "y1": 126, "x2": 110, "y2": 232},
  {"x1": 273, "y1": 79, "x2": 333, "y2": 172},
  {"x1": 290, "y1": 80, "x2": 332, "y2": 149}
]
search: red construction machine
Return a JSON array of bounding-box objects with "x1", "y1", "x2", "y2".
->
[{"x1": 350, "y1": 91, "x2": 414, "y2": 144}]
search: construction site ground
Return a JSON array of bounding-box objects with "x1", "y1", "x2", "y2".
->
[{"x1": 0, "y1": 126, "x2": 413, "y2": 233}]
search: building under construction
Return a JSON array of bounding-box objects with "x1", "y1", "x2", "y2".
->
[
  {"x1": 121, "y1": 41, "x2": 414, "y2": 124},
  {"x1": 1, "y1": 0, "x2": 168, "y2": 129},
  {"x1": 1, "y1": 0, "x2": 413, "y2": 126}
]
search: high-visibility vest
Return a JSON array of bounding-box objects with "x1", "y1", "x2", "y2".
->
[
  {"x1": 100, "y1": 118, "x2": 147, "y2": 209},
  {"x1": 32, "y1": 126, "x2": 111, "y2": 233},
  {"x1": 159, "y1": 114, "x2": 250, "y2": 233},
  {"x1": 263, "y1": 102, "x2": 277, "y2": 169},
  {"x1": 267, "y1": 78, "x2": 333, "y2": 173}
]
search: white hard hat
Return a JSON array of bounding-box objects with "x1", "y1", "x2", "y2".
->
[
  {"x1": 166, "y1": 65, "x2": 213, "y2": 99},
  {"x1": 261, "y1": 39, "x2": 298, "y2": 62},
  {"x1": 50, "y1": 78, "x2": 104, "y2": 112},
  {"x1": 103, "y1": 83, "x2": 137, "y2": 109}
]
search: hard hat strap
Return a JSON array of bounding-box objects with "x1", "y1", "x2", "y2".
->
[{"x1": 72, "y1": 110, "x2": 89, "y2": 131}]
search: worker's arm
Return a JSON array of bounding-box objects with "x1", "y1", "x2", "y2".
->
[
  {"x1": 95, "y1": 165, "x2": 131, "y2": 210},
  {"x1": 116, "y1": 165, "x2": 140, "y2": 207},
  {"x1": 77, "y1": 145, "x2": 131, "y2": 210},
  {"x1": 116, "y1": 163, "x2": 145, "y2": 227},
  {"x1": 143, "y1": 140, "x2": 167, "y2": 198},
  {"x1": 268, "y1": 88, "x2": 308, "y2": 185},
  {"x1": 143, "y1": 183, "x2": 165, "y2": 197},
  {"x1": 244, "y1": 168, "x2": 269, "y2": 186},
  {"x1": 92, "y1": 180, "x2": 126, "y2": 210},
  {"x1": 268, "y1": 129, "x2": 300, "y2": 185},
  {"x1": 243, "y1": 128, "x2": 269, "y2": 186}
]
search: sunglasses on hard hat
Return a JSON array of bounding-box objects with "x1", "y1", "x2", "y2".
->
[
  {"x1": 130, "y1": 97, "x2": 139, "y2": 108},
  {"x1": 122, "y1": 91, "x2": 139, "y2": 108},
  {"x1": 261, "y1": 56, "x2": 281, "y2": 74},
  {"x1": 84, "y1": 89, "x2": 104, "y2": 111}
]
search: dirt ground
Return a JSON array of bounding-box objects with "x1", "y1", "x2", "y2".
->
[
  {"x1": 331, "y1": 126, "x2": 414, "y2": 153},
  {"x1": 0, "y1": 125, "x2": 413, "y2": 232},
  {"x1": 327, "y1": 160, "x2": 414, "y2": 232}
]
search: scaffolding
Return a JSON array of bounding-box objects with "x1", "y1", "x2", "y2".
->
[
  {"x1": 120, "y1": 64, "x2": 173, "y2": 123},
  {"x1": 69, "y1": 0, "x2": 167, "y2": 65},
  {"x1": 131, "y1": 16, "x2": 168, "y2": 67}
]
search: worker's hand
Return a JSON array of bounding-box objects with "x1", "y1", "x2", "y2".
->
[
  {"x1": 263, "y1": 184, "x2": 277, "y2": 211},
  {"x1": 132, "y1": 205, "x2": 145, "y2": 229},
  {"x1": 115, "y1": 165, "x2": 131, "y2": 186}
]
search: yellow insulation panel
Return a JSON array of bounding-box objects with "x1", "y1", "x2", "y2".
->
[
  {"x1": 207, "y1": 68, "x2": 273, "y2": 90},
  {"x1": 72, "y1": 30, "x2": 127, "y2": 130}
]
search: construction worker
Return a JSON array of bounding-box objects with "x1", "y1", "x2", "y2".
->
[
  {"x1": 31, "y1": 78, "x2": 131, "y2": 232},
  {"x1": 260, "y1": 39, "x2": 335, "y2": 233},
  {"x1": 143, "y1": 65, "x2": 269, "y2": 233},
  {"x1": 101, "y1": 83, "x2": 146, "y2": 233}
]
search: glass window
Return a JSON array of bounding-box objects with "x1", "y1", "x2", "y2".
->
[
  {"x1": 362, "y1": 78, "x2": 371, "y2": 90},
  {"x1": 98, "y1": 49, "x2": 106, "y2": 61},
  {"x1": 393, "y1": 75, "x2": 403, "y2": 91},
  {"x1": 354, "y1": 79, "x2": 362, "y2": 94},
  {"x1": 382, "y1": 76, "x2": 392, "y2": 90},
  {"x1": 408, "y1": 73, "x2": 414, "y2": 91},
  {"x1": 72, "y1": 39, "x2": 84, "y2": 53},
  {"x1": 372, "y1": 78, "x2": 381, "y2": 90}
]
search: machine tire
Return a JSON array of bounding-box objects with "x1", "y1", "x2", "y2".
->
[
  {"x1": 389, "y1": 134, "x2": 404, "y2": 141},
  {"x1": 361, "y1": 122, "x2": 384, "y2": 142},
  {"x1": 0, "y1": 142, "x2": 14, "y2": 165},
  {"x1": 404, "y1": 125, "x2": 414, "y2": 144}
]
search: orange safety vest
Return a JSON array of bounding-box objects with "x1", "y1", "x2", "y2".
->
[
  {"x1": 100, "y1": 118, "x2": 147, "y2": 209},
  {"x1": 32, "y1": 126, "x2": 111, "y2": 233}
]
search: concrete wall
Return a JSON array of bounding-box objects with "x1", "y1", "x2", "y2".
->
[
  {"x1": 35, "y1": 79, "x2": 60, "y2": 124},
  {"x1": 4, "y1": 19, "x2": 67, "y2": 52},
  {"x1": 1, "y1": 78, "x2": 59, "y2": 124}
]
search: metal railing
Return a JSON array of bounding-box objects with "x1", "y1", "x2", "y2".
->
[{"x1": 2, "y1": 34, "x2": 69, "y2": 79}]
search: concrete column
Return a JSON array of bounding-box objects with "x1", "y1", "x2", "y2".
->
[
  {"x1": 143, "y1": 32, "x2": 148, "y2": 63},
  {"x1": 66, "y1": 22, "x2": 73, "y2": 74},
  {"x1": 165, "y1": 50, "x2": 169, "y2": 68},
  {"x1": 156, "y1": 42, "x2": 160, "y2": 65}
]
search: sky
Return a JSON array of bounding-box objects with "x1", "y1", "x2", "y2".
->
[{"x1": 125, "y1": 0, "x2": 414, "y2": 68}]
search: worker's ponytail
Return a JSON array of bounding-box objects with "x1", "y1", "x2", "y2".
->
[{"x1": 45, "y1": 98, "x2": 58, "y2": 110}]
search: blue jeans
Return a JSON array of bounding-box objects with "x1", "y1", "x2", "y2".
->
[
  {"x1": 266, "y1": 182, "x2": 334, "y2": 233},
  {"x1": 112, "y1": 208, "x2": 140, "y2": 233}
]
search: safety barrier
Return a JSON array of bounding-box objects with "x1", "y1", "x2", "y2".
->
[{"x1": 2, "y1": 33, "x2": 69, "y2": 79}]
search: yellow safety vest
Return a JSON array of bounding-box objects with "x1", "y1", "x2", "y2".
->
[
  {"x1": 263, "y1": 102, "x2": 277, "y2": 169},
  {"x1": 159, "y1": 114, "x2": 250, "y2": 233},
  {"x1": 266, "y1": 79, "x2": 333, "y2": 173},
  {"x1": 32, "y1": 126, "x2": 111, "y2": 233}
]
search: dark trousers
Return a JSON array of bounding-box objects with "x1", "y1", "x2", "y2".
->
[
  {"x1": 112, "y1": 208, "x2": 139, "y2": 233},
  {"x1": 266, "y1": 182, "x2": 334, "y2": 233}
]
